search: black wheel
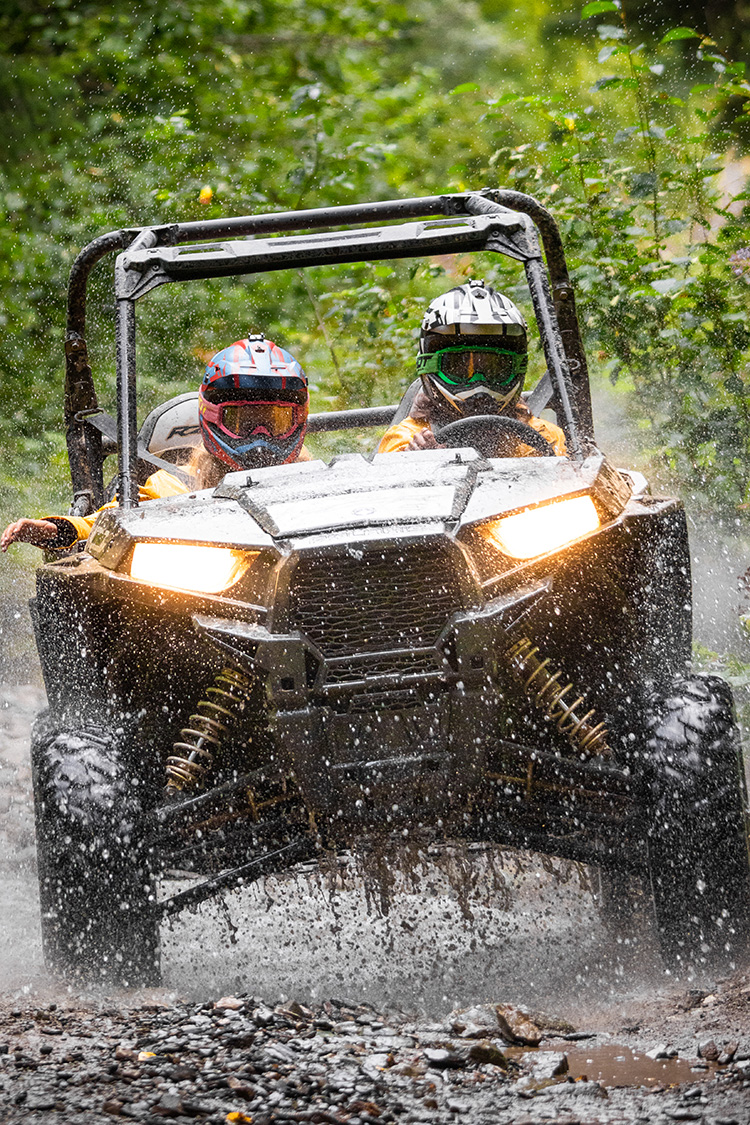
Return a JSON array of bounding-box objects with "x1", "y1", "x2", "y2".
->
[
  {"x1": 644, "y1": 675, "x2": 750, "y2": 971},
  {"x1": 31, "y1": 712, "x2": 160, "y2": 985},
  {"x1": 434, "y1": 415, "x2": 556, "y2": 458}
]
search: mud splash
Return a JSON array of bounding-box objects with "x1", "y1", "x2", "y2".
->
[{"x1": 158, "y1": 844, "x2": 661, "y2": 1014}]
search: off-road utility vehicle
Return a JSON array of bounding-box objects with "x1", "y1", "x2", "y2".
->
[{"x1": 31, "y1": 189, "x2": 750, "y2": 984}]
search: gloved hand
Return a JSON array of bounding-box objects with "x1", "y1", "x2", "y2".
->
[{"x1": 406, "y1": 429, "x2": 446, "y2": 451}]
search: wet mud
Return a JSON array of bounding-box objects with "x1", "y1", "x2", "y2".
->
[{"x1": 3, "y1": 690, "x2": 750, "y2": 1120}]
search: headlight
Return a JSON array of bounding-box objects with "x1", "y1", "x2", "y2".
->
[
  {"x1": 129, "y1": 543, "x2": 255, "y2": 595},
  {"x1": 479, "y1": 494, "x2": 600, "y2": 560}
]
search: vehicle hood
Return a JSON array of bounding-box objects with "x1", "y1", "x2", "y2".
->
[{"x1": 90, "y1": 448, "x2": 628, "y2": 553}]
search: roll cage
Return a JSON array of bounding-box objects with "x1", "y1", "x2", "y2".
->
[{"x1": 64, "y1": 189, "x2": 595, "y2": 515}]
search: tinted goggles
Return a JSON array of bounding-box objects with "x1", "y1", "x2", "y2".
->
[
  {"x1": 417, "y1": 347, "x2": 527, "y2": 388},
  {"x1": 201, "y1": 399, "x2": 306, "y2": 439}
]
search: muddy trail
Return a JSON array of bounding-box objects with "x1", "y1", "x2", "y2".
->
[{"x1": 3, "y1": 690, "x2": 750, "y2": 1122}]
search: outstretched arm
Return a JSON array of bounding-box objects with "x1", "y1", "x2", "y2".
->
[{"x1": 1, "y1": 519, "x2": 61, "y2": 552}]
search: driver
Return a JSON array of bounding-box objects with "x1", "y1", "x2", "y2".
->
[
  {"x1": 1, "y1": 335, "x2": 311, "y2": 554},
  {"x1": 378, "y1": 280, "x2": 566, "y2": 455}
]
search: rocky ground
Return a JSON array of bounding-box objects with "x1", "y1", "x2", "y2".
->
[
  {"x1": 4, "y1": 986, "x2": 750, "y2": 1123},
  {"x1": 3, "y1": 686, "x2": 750, "y2": 1123}
]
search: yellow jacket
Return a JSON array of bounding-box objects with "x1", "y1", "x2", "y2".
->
[
  {"x1": 45, "y1": 446, "x2": 316, "y2": 550},
  {"x1": 45, "y1": 469, "x2": 191, "y2": 550},
  {"x1": 379, "y1": 400, "x2": 566, "y2": 456}
]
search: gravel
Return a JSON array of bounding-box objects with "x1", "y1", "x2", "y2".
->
[
  {"x1": 5, "y1": 685, "x2": 750, "y2": 1121},
  {"x1": 2, "y1": 990, "x2": 750, "y2": 1123}
]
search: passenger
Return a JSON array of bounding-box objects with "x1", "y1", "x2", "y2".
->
[
  {"x1": 378, "y1": 280, "x2": 566, "y2": 455},
  {"x1": 1, "y1": 335, "x2": 310, "y2": 554}
]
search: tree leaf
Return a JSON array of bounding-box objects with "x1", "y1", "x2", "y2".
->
[
  {"x1": 660, "y1": 27, "x2": 701, "y2": 42},
  {"x1": 581, "y1": 1, "x2": 619, "y2": 18},
  {"x1": 450, "y1": 82, "x2": 480, "y2": 94},
  {"x1": 651, "y1": 277, "x2": 694, "y2": 294},
  {"x1": 597, "y1": 24, "x2": 627, "y2": 39}
]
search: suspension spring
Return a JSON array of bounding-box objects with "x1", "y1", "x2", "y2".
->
[
  {"x1": 166, "y1": 667, "x2": 256, "y2": 792},
  {"x1": 506, "y1": 636, "x2": 611, "y2": 758}
]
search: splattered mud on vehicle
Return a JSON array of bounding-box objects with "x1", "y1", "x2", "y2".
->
[
  {"x1": 28, "y1": 189, "x2": 750, "y2": 990},
  {"x1": 2, "y1": 188, "x2": 750, "y2": 1125},
  {"x1": 1, "y1": 686, "x2": 648, "y2": 1009}
]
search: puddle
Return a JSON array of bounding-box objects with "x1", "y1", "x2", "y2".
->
[{"x1": 509, "y1": 1044, "x2": 716, "y2": 1089}]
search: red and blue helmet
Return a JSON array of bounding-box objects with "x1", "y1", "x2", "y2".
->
[{"x1": 199, "y1": 335, "x2": 309, "y2": 470}]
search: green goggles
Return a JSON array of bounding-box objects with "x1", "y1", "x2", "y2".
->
[{"x1": 416, "y1": 346, "x2": 527, "y2": 388}]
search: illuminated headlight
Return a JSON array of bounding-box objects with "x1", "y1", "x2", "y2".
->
[
  {"x1": 479, "y1": 495, "x2": 600, "y2": 560},
  {"x1": 129, "y1": 543, "x2": 255, "y2": 595}
]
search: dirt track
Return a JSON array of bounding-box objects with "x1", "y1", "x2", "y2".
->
[{"x1": 4, "y1": 688, "x2": 750, "y2": 1121}]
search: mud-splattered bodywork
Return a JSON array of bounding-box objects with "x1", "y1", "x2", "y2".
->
[
  {"x1": 33, "y1": 447, "x2": 690, "y2": 878},
  {"x1": 34, "y1": 190, "x2": 746, "y2": 987}
]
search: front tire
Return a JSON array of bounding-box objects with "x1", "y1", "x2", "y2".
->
[
  {"x1": 31, "y1": 713, "x2": 160, "y2": 985},
  {"x1": 644, "y1": 675, "x2": 750, "y2": 971}
]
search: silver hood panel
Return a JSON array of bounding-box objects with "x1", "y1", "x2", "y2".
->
[{"x1": 90, "y1": 448, "x2": 615, "y2": 551}]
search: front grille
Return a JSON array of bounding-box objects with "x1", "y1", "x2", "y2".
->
[
  {"x1": 289, "y1": 544, "x2": 468, "y2": 660},
  {"x1": 325, "y1": 648, "x2": 443, "y2": 684}
]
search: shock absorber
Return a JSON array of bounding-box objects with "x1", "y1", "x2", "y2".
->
[
  {"x1": 506, "y1": 636, "x2": 611, "y2": 759},
  {"x1": 166, "y1": 667, "x2": 256, "y2": 792}
]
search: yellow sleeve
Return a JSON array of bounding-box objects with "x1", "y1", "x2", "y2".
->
[
  {"x1": 138, "y1": 469, "x2": 191, "y2": 500},
  {"x1": 377, "y1": 417, "x2": 432, "y2": 453},
  {"x1": 47, "y1": 470, "x2": 190, "y2": 548}
]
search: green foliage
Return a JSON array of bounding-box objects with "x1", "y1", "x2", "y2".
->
[
  {"x1": 3, "y1": 0, "x2": 750, "y2": 516},
  {"x1": 478, "y1": 3, "x2": 750, "y2": 507}
]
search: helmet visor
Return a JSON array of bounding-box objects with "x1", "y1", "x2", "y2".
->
[
  {"x1": 416, "y1": 347, "x2": 527, "y2": 389},
  {"x1": 202, "y1": 399, "x2": 305, "y2": 440}
]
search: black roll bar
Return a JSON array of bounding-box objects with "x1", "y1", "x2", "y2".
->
[
  {"x1": 468, "y1": 190, "x2": 593, "y2": 437},
  {"x1": 307, "y1": 407, "x2": 397, "y2": 432},
  {"x1": 65, "y1": 190, "x2": 594, "y2": 513}
]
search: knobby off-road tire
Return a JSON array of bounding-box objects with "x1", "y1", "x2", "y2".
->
[
  {"x1": 644, "y1": 675, "x2": 750, "y2": 971},
  {"x1": 31, "y1": 712, "x2": 160, "y2": 985}
]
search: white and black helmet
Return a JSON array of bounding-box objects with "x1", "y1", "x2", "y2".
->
[
  {"x1": 420, "y1": 278, "x2": 527, "y2": 340},
  {"x1": 417, "y1": 280, "x2": 528, "y2": 416}
]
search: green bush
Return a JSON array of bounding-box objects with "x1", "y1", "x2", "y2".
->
[{"x1": 2, "y1": 0, "x2": 750, "y2": 514}]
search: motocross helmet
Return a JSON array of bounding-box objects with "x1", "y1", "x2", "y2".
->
[
  {"x1": 199, "y1": 335, "x2": 308, "y2": 470},
  {"x1": 416, "y1": 280, "x2": 528, "y2": 417}
]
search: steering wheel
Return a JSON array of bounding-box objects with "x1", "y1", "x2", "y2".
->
[{"x1": 433, "y1": 415, "x2": 556, "y2": 458}]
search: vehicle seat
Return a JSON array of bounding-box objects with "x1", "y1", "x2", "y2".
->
[
  {"x1": 138, "y1": 392, "x2": 201, "y2": 466},
  {"x1": 388, "y1": 378, "x2": 422, "y2": 427}
]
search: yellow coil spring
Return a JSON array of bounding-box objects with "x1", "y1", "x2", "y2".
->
[
  {"x1": 506, "y1": 636, "x2": 611, "y2": 758},
  {"x1": 166, "y1": 667, "x2": 255, "y2": 791}
]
